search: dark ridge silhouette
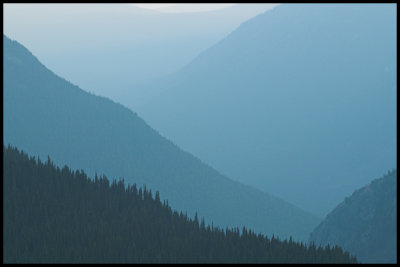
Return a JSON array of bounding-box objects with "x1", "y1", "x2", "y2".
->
[{"x1": 3, "y1": 144, "x2": 357, "y2": 263}]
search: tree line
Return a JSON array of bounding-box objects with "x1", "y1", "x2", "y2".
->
[{"x1": 3, "y1": 144, "x2": 357, "y2": 263}]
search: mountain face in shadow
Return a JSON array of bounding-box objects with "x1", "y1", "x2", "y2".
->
[
  {"x1": 3, "y1": 4, "x2": 275, "y2": 106},
  {"x1": 137, "y1": 4, "x2": 396, "y2": 217},
  {"x1": 3, "y1": 35, "x2": 320, "y2": 242},
  {"x1": 309, "y1": 170, "x2": 397, "y2": 263}
]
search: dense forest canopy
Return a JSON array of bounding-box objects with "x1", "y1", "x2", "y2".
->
[{"x1": 3, "y1": 145, "x2": 357, "y2": 263}]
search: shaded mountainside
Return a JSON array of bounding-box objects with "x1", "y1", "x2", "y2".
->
[
  {"x1": 309, "y1": 170, "x2": 397, "y2": 263},
  {"x1": 137, "y1": 4, "x2": 397, "y2": 217},
  {"x1": 3, "y1": 145, "x2": 357, "y2": 263},
  {"x1": 3, "y1": 35, "x2": 320, "y2": 241}
]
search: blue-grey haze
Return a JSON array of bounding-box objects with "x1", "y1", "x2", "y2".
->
[
  {"x1": 309, "y1": 170, "x2": 397, "y2": 263},
  {"x1": 2, "y1": 4, "x2": 396, "y2": 256},
  {"x1": 136, "y1": 4, "x2": 397, "y2": 217},
  {"x1": 3, "y1": 3, "x2": 276, "y2": 107},
  {"x1": 3, "y1": 34, "x2": 320, "y2": 242}
]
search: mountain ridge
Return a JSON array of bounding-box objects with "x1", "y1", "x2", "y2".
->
[
  {"x1": 3, "y1": 3, "x2": 274, "y2": 102},
  {"x1": 136, "y1": 3, "x2": 396, "y2": 217},
  {"x1": 3, "y1": 34, "x2": 320, "y2": 241},
  {"x1": 309, "y1": 170, "x2": 397, "y2": 263},
  {"x1": 3, "y1": 144, "x2": 356, "y2": 263}
]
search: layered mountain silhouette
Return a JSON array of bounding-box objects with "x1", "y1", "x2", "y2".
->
[
  {"x1": 3, "y1": 4, "x2": 276, "y2": 105},
  {"x1": 309, "y1": 170, "x2": 397, "y2": 263},
  {"x1": 137, "y1": 4, "x2": 397, "y2": 216},
  {"x1": 3, "y1": 35, "x2": 320, "y2": 241}
]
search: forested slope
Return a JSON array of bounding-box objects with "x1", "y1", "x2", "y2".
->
[{"x1": 3, "y1": 145, "x2": 356, "y2": 263}]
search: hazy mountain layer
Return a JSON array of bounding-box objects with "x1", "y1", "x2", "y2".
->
[
  {"x1": 137, "y1": 4, "x2": 396, "y2": 216},
  {"x1": 3, "y1": 35, "x2": 320, "y2": 241},
  {"x1": 3, "y1": 4, "x2": 276, "y2": 106},
  {"x1": 309, "y1": 170, "x2": 397, "y2": 263}
]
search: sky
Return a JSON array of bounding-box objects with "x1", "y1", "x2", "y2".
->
[{"x1": 132, "y1": 4, "x2": 237, "y2": 13}]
